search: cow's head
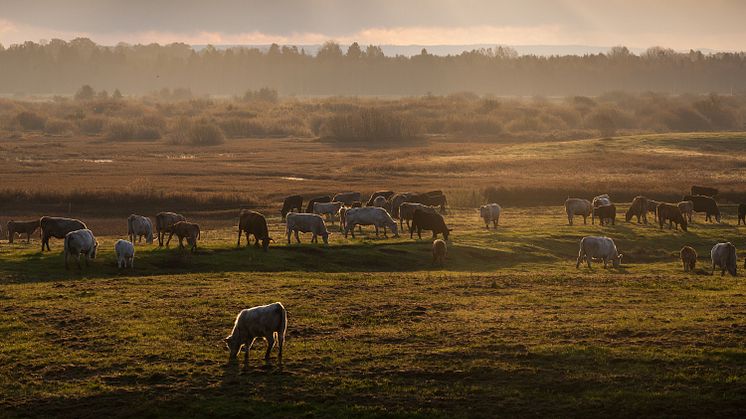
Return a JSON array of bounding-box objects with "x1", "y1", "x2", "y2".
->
[
  {"x1": 224, "y1": 334, "x2": 241, "y2": 359},
  {"x1": 612, "y1": 253, "x2": 623, "y2": 268}
]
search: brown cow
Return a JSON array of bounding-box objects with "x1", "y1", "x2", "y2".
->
[
  {"x1": 625, "y1": 196, "x2": 648, "y2": 224},
  {"x1": 680, "y1": 246, "x2": 697, "y2": 272},
  {"x1": 167, "y1": 221, "x2": 201, "y2": 252},
  {"x1": 657, "y1": 203, "x2": 688, "y2": 231},
  {"x1": 7, "y1": 219, "x2": 40, "y2": 243},
  {"x1": 237, "y1": 210, "x2": 272, "y2": 251}
]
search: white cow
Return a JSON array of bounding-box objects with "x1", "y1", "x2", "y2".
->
[
  {"x1": 313, "y1": 201, "x2": 344, "y2": 225},
  {"x1": 480, "y1": 203, "x2": 502, "y2": 229},
  {"x1": 564, "y1": 198, "x2": 592, "y2": 226},
  {"x1": 591, "y1": 194, "x2": 611, "y2": 225},
  {"x1": 576, "y1": 236, "x2": 623, "y2": 269},
  {"x1": 115, "y1": 239, "x2": 135, "y2": 269},
  {"x1": 63, "y1": 229, "x2": 98, "y2": 270},
  {"x1": 398, "y1": 202, "x2": 438, "y2": 232},
  {"x1": 343, "y1": 207, "x2": 399, "y2": 238},
  {"x1": 286, "y1": 212, "x2": 329, "y2": 244},
  {"x1": 711, "y1": 242, "x2": 737, "y2": 276},
  {"x1": 224, "y1": 302, "x2": 287, "y2": 363},
  {"x1": 127, "y1": 214, "x2": 153, "y2": 245}
]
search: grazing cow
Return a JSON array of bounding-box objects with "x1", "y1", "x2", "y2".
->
[
  {"x1": 593, "y1": 204, "x2": 617, "y2": 226},
  {"x1": 711, "y1": 242, "x2": 737, "y2": 276},
  {"x1": 411, "y1": 209, "x2": 451, "y2": 240},
  {"x1": 680, "y1": 246, "x2": 697, "y2": 272},
  {"x1": 313, "y1": 201, "x2": 344, "y2": 225},
  {"x1": 683, "y1": 195, "x2": 720, "y2": 223},
  {"x1": 166, "y1": 221, "x2": 200, "y2": 252},
  {"x1": 63, "y1": 228, "x2": 98, "y2": 269},
  {"x1": 575, "y1": 236, "x2": 623, "y2": 269},
  {"x1": 480, "y1": 203, "x2": 501, "y2": 229},
  {"x1": 115, "y1": 239, "x2": 135, "y2": 269},
  {"x1": 343, "y1": 207, "x2": 399, "y2": 238},
  {"x1": 305, "y1": 195, "x2": 331, "y2": 213},
  {"x1": 237, "y1": 210, "x2": 272, "y2": 251},
  {"x1": 127, "y1": 214, "x2": 153, "y2": 245},
  {"x1": 286, "y1": 212, "x2": 329, "y2": 244},
  {"x1": 332, "y1": 192, "x2": 361, "y2": 206},
  {"x1": 657, "y1": 203, "x2": 688, "y2": 231},
  {"x1": 591, "y1": 194, "x2": 611, "y2": 224},
  {"x1": 677, "y1": 201, "x2": 694, "y2": 223},
  {"x1": 7, "y1": 219, "x2": 40, "y2": 243},
  {"x1": 738, "y1": 203, "x2": 746, "y2": 225},
  {"x1": 625, "y1": 196, "x2": 648, "y2": 224},
  {"x1": 432, "y1": 239, "x2": 447, "y2": 266},
  {"x1": 224, "y1": 302, "x2": 287, "y2": 363},
  {"x1": 366, "y1": 190, "x2": 395, "y2": 206},
  {"x1": 691, "y1": 185, "x2": 718, "y2": 197},
  {"x1": 646, "y1": 199, "x2": 661, "y2": 222},
  {"x1": 390, "y1": 192, "x2": 415, "y2": 218},
  {"x1": 40, "y1": 216, "x2": 87, "y2": 251},
  {"x1": 564, "y1": 198, "x2": 592, "y2": 226},
  {"x1": 398, "y1": 202, "x2": 438, "y2": 232},
  {"x1": 155, "y1": 212, "x2": 186, "y2": 247},
  {"x1": 280, "y1": 195, "x2": 303, "y2": 220}
]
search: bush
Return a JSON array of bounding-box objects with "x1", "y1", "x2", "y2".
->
[
  {"x1": 16, "y1": 111, "x2": 46, "y2": 131},
  {"x1": 44, "y1": 118, "x2": 75, "y2": 136}
]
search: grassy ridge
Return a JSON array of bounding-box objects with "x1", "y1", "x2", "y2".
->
[{"x1": 1, "y1": 208, "x2": 745, "y2": 417}]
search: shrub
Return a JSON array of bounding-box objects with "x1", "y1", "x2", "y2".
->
[{"x1": 16, "y1": 111, "x2": 46, "y2": 131}]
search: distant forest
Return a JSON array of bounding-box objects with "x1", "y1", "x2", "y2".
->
[{"x1": 1, "y1": 38, "x2": 745, "y2": 96}]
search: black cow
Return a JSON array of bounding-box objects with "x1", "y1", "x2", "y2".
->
[
  {"x1": 306, "y1": 195, "x2": 331, "y2": 213},
  {"x1": 691, "y1": 185, "x2": 718, "y2": 197},
  {"x1": 410, "y1": 209, "x2": 451, "y2": 240},
  {"x1": 683, "y1": 195, "x2": 721, "y2": 222},
  {"x1": 281, "y1": 195, "x2": 303, "y2": 220}
]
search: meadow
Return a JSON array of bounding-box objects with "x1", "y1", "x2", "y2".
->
[{"x1": 1, "y1": 128, "x2": 746, "y2": 417}]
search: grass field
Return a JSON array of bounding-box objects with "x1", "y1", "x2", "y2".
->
[{"x1": 1, "y1": 204, "x2": 746, "y2": 417}]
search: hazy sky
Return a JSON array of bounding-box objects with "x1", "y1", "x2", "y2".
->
[{"x1": 1, "y1": 0, "x2": 745, "y2": 50}]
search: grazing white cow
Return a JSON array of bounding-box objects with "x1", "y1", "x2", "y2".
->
[
  {"x1": 398, "y1": 202, "x2": 438, "y2": 232},
  {"x1": 127, "y1": 214, "x2": 154, "y2": 245},
  {"x1": 224, "y1": 302, "x2": 287, "y2": 363},
  {"x1": 564, "y1": 198, "x2": 592, "y2": 226},
  {"x1": 591, "y1": 194, "x2": 611, "y2": 224},
  {"x1": 343, "y1": 207, "x2": 399, "y2": 238},
  {"x1": 576, "y1": 236, "x2": 623, "y2": 269},
  {"x1": 286, "y1": 212, "x2": 329, "y2": 244},
  {"x1": 711, "y1": 242, "x2": 737, "y2": 276},
  {"x1": 63, "y1": 229, "x2": 98, "y2": 270},
  {"x1": 480, "y1": 203, "x2": 502, "y2": 229},
  {"x1": 312, "y1": 201, "x2": 344, "y2": 225},
  {"x1": 115, "y1": 239, "x2": 135, "y2": 269}
]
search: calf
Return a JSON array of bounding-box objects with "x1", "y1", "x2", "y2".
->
[
  {"x1": 280, "y1": 195, "x2": 303, "y2": 220},
  {"x1": 155, "y1": 212, "x2": 186, "y2": 247},
  {"x1": 564, "y1": 198, "x2": 591, "y2": 226},
  {"x1": 411, "y1": 209, "x2": 451, "y2": 240},
  {"x1": 224, "y1": 302, "x2": 287, "y2": 363},
  {"x1": 40, "y1": 216, "x2": 87, "y2": 251},
  {"x1": 576, "y1": 236, "x2": 623, "y2": 269},
  {"x1": 7, "y1": 219, "x2": 40, "y2": 243},
  {"x1": 127, "y1": 214, "x2": 154, "y2": 245},
  {"x1": 115, "y1": 239, "x2": 135, "y2": 269},
  {"x1": 237, "y1": 210, "x2": 272, "y2": 251},
  {"x1": 286, "y1": 212, "x2": 329, "y2": 244},
  {"x1": 711, "y1": 242, "x2": 737, "y2": 276},
  {"x1": 63, "y1": 228, "x2": 98, "y2": 270},
  {"x1": 625, "y1": 196, "x2": 648, "y2": 224},
  {"x1": 593, "y1": 204, "x2": 616, "y2": 226},
  {"x1": 305, "y1": 195, "x2": 331, "y2": 213},
  {"x1": 680, "y1": 245, "x2": 697, "y2": 272},
  {"x1": 657, "y1": 203, "x2": 688, "y2": 231},
  {"x1": 432, "y1": 239, "x2": 447, "y2": 266},
  {"x1": 167, "y1": 221, "x2": 200, "y2": 252},
  {"x1": 683, "y1": 195, "x2": 720, "y2": 223},
  {"x1": 480, "y1": 203, "x2": 501, "y2": 229}
]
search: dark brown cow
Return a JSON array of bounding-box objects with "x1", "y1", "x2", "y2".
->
[
  {"x1": 683, "y1": 195, "x2": 720, "y2": 222},
  {"x1": 657, "y1": 203, "x2": 688, "y2": 231},
  {"x1": 593, "y1": 204, "x2": 616, "y2": 226},
  {"x1": 237, "y1": 210, "x2": 273, "y2": 251},
  {"x1": 281, "y1": 195, "x2": 303, "y2": 220}
]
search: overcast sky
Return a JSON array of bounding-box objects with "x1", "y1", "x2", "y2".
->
[{"x1": 1, "y1": 0, "x2": 745, "y2": 50}]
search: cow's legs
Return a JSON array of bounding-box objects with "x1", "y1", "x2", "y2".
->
[{"x1": 264, "y1": 335, "x2": 275, "y2": 361}]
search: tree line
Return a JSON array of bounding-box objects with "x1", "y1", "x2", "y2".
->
[{"x1": 1, "y1": 38, "x2": 745, "y2": 96}]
